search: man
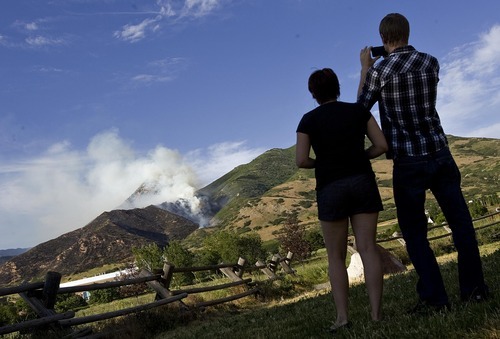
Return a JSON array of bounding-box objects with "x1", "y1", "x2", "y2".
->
[{"x1": 357, "y1": 13, "x2": 489, "y2": 313}]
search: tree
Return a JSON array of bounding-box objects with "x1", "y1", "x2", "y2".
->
[
  {"x1": 194, "y1": 248, "x2": 221, "y2": 280},
  {"x1": 277, "y1": 213, "x2": 311, "y2": 261},
  {"x1": 132, "y1": 241, "x2": 197, "y2": 287},
  {"x1": 237, "y1": 232, "x2": 266, "y2": 264},
  {"x1": 132, "y1": 243, "x2": 165, "y2": 272},
  {"x1": 195, "y1": 247, "x2": 221, "y2": 267},
  {"x1": 202, "y1": 230, "x2": 266, "y2": 264},
  {"x1": 203, "y1": 231, "x2": 240, "y2": 263},
  {"x1": 165, "y1": 240, "x2": 195, "y2": 286},
  {"x1": 305, "y1": 228, "x2": 324, "y2": 254}
]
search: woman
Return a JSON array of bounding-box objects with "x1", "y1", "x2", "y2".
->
[{"x1": 296, "y1": 68, "x2": 387, "y2": 331}]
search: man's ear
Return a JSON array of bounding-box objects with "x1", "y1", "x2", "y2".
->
[{"x1": 380, "y1": 33, "x2": 387, "y2": 44}]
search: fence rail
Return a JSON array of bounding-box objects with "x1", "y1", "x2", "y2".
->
[
  {"x1": 0, "y1": 252, "x2": 296, "y2": 337},
  {"x1": 376, "y1": 210, "x2": 500, "y2": 244}
]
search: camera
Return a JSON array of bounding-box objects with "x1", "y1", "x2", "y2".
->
[{"x1": 371, "y1": 46, "x2": 388, "y2": 58}]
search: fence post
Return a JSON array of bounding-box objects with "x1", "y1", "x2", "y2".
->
[
  {"x1": 19, "y1": 272, "x2": 62, "y2": 334},
  {"x1": 220, "y1": 263, "x2": 243, "y2": 282},
  {"x1": 43, "y1": 271, "x2": 61, "y2": 310},
  {"x1": 161, "y1": 262, "x2": 175, "y2": 290},
  {"x1": 268, "y1": 255, "x2": 279, "y2": 273},
  {"x1": 138, "y1": 268, "x2": 173, "y2": 299},
  {"x1": 278, "y1": 252, "x2": 295, "y2": 275},
  {"x1": 255, "y1": 260, "x2": 277, "y2": 280},
  {"x1": 235, "y1": 257, "x2": 246, "y2": 278}
]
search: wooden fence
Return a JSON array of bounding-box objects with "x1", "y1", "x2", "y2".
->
[
  {"x1": 376, "y1": 210, "x2": 500, "y2": 246},
  {"x1": 0, "y1": 252, "x2": 295, "y2": 337}
]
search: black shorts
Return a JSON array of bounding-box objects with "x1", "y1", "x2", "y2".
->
[{"x1": 316, "y1": 173, "x2": 383, "y2": 221}]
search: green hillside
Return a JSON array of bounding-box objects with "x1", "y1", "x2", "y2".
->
[
  {"x1": 197, "y1": 147, "x2": 298, "y2": 226},
  {"x1": 193, "y1": 135, "x2": 500, "y2": 244}
]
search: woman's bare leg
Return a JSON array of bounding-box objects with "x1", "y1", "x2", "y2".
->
[
  {"x1": 320, "y1": 218, "x2": 350, "y2": 326},
  {"x1": 351, "y1": 212, "x2": 383, "y2": 321}
]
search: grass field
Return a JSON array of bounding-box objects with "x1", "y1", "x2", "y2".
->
[
  {"x1": 7, "y1": 222, "x2": 497, "y2": 339},
  {"x1": 151, "y1": 243, "x2": 499, "y2": 339},
  {"x1": 71, "y1": 240, "x2": 499, "y2": 339}
]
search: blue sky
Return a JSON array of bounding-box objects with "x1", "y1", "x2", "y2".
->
[{"x1": 1, "y1": 0, "x2": 499, "y2": 249}]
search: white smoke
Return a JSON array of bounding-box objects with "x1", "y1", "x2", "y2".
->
[{"x1": 0, "y1": 129, "x2": 263, "y2": 249}]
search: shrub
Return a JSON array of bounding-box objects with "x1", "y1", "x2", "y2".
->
[
  {"x1": 0, "y1": 302, "x2": 17, "y2": 326},
  {"x1": 89, "y1": 288, "x2": 120, "y2": 304},
  {"x1": 55, "y1": 293, "x2": 88, "y2": 313},
  {"x1": 468, "y1": 201, "x2": 488, "y2": 218},
  {"x1": 298, "y1": 200, "x2": 313, "y2": 208}
]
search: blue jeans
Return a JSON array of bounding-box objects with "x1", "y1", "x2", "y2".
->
[{"x1": 393, "y1": 147, "x2": 486, "y2": 305}]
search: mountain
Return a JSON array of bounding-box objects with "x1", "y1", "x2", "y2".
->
[
  {"x1": 189, "y1": 135, "x2": 500, "y2": 244},
  {"x1": 0, "y1": 248, "x2": 30, "y2": 265},
  {"x1": 0, "y1": 135, "x2": 498, "y2": 287},
  {"x1": 0, "y1": 206, "x2": 198, "y2": 286},
  {"x1": 0, "y1": 248, "x2": 29, "y2": 257},
  {"x1": 196, "y1": 147, "x2": 299, "y2": 225}
]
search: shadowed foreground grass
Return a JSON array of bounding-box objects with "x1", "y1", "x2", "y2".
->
[{"x1": 152, "y1": 244, "x2": 499, "y2": 339}]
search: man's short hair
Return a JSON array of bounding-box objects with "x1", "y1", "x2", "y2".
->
[{"x1": 379, "y1": 13, "x2": 410, "y2": 45}]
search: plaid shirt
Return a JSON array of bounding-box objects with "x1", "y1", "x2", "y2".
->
[{"x1": 358, "y1": 45, "x2": 448, "y2": 159}]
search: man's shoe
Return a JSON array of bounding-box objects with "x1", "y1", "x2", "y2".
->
[
  {"x1": 407, "y1": 300, "x2": 451, "y2": 315},
  {"x1": 461, "y1": 288, "x2": 491, "y2": 303}
]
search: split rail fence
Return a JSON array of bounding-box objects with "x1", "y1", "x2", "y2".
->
[
  {"x1": 376, "y1": 210, "x2": 500, "y2": 247},
  {"x1": 0, "y1": 252, "x2": 295, "y2": 337}
]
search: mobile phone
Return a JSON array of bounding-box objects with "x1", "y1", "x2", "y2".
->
[{"x1": 371, "y1": 46, "x2": 388, "y2": 58}]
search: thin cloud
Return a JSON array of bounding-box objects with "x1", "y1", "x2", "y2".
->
[
  {"x1": 149, "y1": 56, "x2": 186, "y2": 68},
  {"x1": 131, "y1": 73, "x2": 173, "y2": 84},
  {"x1": 182, "y1": 0, "x2": 222, "y2": 18},
  {"x1": 34, "y1": 66, "x2": 65, "y2": 73},
  {"x1": 114, "y1": 0, "x2": 224, "y2": 43},
  {"x1": 130, "y1": 57, "x2": 187, "y2": 86},
  {"x1": 25, "y1": 22, "x2": 39, "y2": 31},
  {"x1": 2, "y1": 18, "x2": 65, "y2": 49},
  {"x1": 438, "y1": 24, "x2": 500, "y2": 138},
  {"x1": 13, "y1": 18, "x2": 52, "y2": 32},
  {"x1": 113, "y1": 17, "x2": 161, "y2": 43},
  {"x1": 25, "y1": 35, "x2": 65, "y2": 47}
]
